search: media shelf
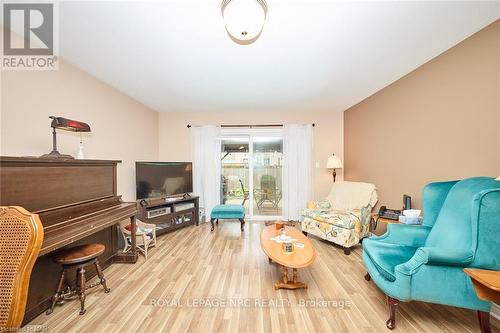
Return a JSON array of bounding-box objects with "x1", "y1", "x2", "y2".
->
[{"x1": 136, "y1": 195, "x2": 199, "y2": 236}]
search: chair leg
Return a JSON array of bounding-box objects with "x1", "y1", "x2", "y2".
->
[
  {"x1": 364, "y1": 273, "x2": 371, "y2": 281},
  {"x1": 47, "y1": 268, "x2": 66, "y2": 315},
  {"x1": 123, "y1": 239, "x2": 131, "y2": 253},
  {"x1": 239, "y1": 218, "x2": 245, "y2": 232},
  {"x1": 343, "y1": 247, "x2": 351, "y2": 255},
  {"x1": 95, "y1": 260, "x2": 110, "y2": 293},
  {"x1": 477, "y1": 311, "x2": 491, "y2": 333},
  {"x1": 78, "y1": 267, "x2": 87, "y2": 315},
  {"x1": 210, "y1": 218, "x2": 215, "y2": 231},
  {"x1": 386, "y1": 296, "x2": 399, "y2": 330}
]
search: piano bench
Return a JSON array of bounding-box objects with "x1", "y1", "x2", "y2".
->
[{"x1": 46, "y1": 243, "x2": 110, "y2": 316}]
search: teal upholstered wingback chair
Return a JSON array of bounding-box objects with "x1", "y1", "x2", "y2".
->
[{"x1": 362, "y1": 177, "x2": 500, "y2": 331}]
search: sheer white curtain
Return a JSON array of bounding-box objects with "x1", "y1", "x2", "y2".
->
[
  {"x1": 282, "y1": 124, "x2": 314, "y2": 221},
  {"x1": 191, "y1": 125, "x2": 221, "y2": 223}
]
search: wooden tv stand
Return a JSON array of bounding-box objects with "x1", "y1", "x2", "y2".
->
[{"x1": 136, "y1": 195, "x2": 199, "y2": 236}]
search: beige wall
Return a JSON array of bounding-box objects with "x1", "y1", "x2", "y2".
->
[
  {"x1": 344, "y1": 20, "x2": 500, "y2": 211},
  {"x1": 158, "y1": 110, "x2": 344, "y2": 199},
  {"x1": 0, "y1": 60, "x2": 159, "y2": 201}
]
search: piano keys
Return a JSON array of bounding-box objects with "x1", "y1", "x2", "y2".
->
[{"x1": 0, "y1": 156, "x2": 138, "y2": 324}]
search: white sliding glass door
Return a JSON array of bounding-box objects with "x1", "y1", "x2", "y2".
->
[
  {"x1": 221, "y1": 128, "x2": 283, "y2": 219},
  {"x1": 221, "y1": 137, "x2": 250, "y2": 213},
  {"x1": 252, "y1": 136, "x2": 283, "y2": 217}
]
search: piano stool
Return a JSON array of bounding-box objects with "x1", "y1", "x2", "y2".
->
[{"x1": 46, "y1": 243, "x2": 110, "y2": 316}]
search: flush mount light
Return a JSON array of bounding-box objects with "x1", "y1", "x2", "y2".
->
[{"x1": 221, "y1": 0, "x2": 267, "y2": 45}]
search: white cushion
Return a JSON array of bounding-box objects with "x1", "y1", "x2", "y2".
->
[{"x1": 326, "y1": 181, "x2": 378, "y2": 211}]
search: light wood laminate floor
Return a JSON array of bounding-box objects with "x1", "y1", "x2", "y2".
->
[{"x1": 31, "y1": 221, "x2": 500, "y2": 333}]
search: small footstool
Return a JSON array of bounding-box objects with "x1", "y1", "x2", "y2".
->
[{"x1": 210, "y1": 205, "x2": 245, "y2": 232}]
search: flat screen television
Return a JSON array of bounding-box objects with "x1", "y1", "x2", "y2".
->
[{"x1": 136, "y1": 162, "x2": 193, "y2": 200}]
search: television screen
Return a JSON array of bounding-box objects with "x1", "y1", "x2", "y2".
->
[{"x1": 136, "y1": 162, "x2": 193, "y2": 200}]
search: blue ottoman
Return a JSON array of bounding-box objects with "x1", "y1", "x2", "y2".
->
[{"x1": 210, "y1": 205, "x2": 246, "y2": 232}]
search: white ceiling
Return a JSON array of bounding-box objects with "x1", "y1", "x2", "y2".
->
[{"x1": 51, "y1": 1, "x2": 500, "y2": 112}]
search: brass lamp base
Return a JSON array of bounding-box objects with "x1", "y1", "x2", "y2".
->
[
  {"x1": 40, "y1": 150, "x2": 75, "y2": 159},
  {"x1": 40, "y1": 126, "x2": 75, "y2": 159}
]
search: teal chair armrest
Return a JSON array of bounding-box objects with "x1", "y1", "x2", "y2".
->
[
  {"x1": 396, "y1": 247, "x2": 474, "y2": 276},
  {"x1": 374, "y1": 224, "x2": 431, "y2": 247},
  {"x1": 419, "y1": 247, "x2": 474, "y2": 265}
]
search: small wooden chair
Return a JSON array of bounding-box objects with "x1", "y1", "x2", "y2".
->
[
  {"x1": 119, "y1": 220, "x2": 156, "y2": 260},
  {"x1": 47, "y1": 243, "x2": 110, "y2": 316},
  {"x1": 0, "y1": 206, "x2": 44, "y2": 329}
]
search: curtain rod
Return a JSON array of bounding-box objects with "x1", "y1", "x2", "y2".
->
[{"x1": 186, "y1": 124, "x2": 315, "y2": 128}]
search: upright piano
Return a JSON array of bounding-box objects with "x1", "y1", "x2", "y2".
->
[{"x1": 0, "y1": 156, "x2": 138, "y2": 324}]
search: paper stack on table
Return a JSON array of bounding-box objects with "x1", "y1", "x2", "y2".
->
[{"x1": 270, "y1": 236, "x2": 305, "y2": 248}]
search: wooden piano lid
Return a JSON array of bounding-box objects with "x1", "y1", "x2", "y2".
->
[
  {"x1": 0, "y1": 156, "x2": 122, "y2": 213},
  {"x1": 0, "y1": 156, "x2": 122, "y2": 164}
]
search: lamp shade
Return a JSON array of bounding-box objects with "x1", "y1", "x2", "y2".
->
[
  {"x1": 326, "y1": 155, "x2": 343, "y2": 169},
  {"x1": 50, "y1": 116, "x2": 91, "y2": 132}
]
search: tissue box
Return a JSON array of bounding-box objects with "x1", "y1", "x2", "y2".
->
[
  {"x1": 403, "y1": 209, "x2": 421, "y2": 218},
  {"x1": 399, "y1": 215, "x2": 423, "y2": 225}
]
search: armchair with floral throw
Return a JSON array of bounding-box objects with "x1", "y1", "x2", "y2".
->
[{"x1": 301, "y1": 181, "x2": 378, "y2": 254}]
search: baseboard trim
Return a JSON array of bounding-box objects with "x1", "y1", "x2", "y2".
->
[{"x1": 492, "y1": 303, "x2": 500, "y2": 320}]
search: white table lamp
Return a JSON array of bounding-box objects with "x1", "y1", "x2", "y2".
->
[{"x1": 326, "y1": 154, "x2": 343, "y2": 182}]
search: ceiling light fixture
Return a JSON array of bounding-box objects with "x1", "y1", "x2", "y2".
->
[{"x1": 221, "y1": 0, "x2": 267, "y2": 45}]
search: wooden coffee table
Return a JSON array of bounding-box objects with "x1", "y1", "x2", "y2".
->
[
  {"x1": 260, "y1": 224, "x2": 316, "y2": 290},
  {"x1": 464, "y1": 268, "x2": 500, "y2": 303},
  {"x1": 463, "y1": 268, "x2": 500, "y2": 333}
]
